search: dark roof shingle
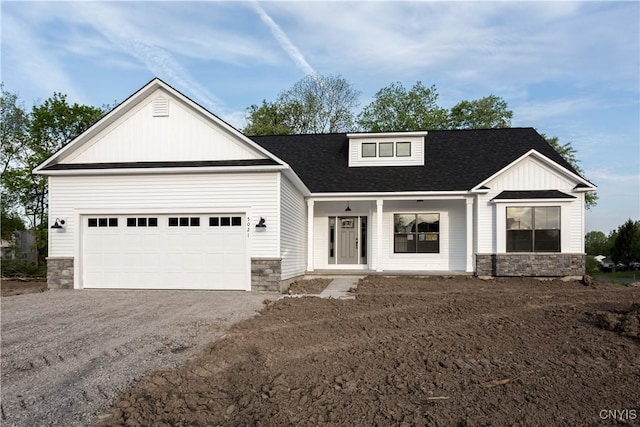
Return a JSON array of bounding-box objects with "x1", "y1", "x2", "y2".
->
[{"x1": 251, "y1": 128, "x2": 580, "y2": 193}]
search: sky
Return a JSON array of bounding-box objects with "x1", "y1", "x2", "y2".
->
[{"x1": 1, "y1": 1, "x2": 638, "y2": 234}]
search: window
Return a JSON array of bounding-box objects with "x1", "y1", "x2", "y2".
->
[
  {"x1": 506, "y1": 207, "x2": 560, "y2": 252},
  {"x1": 362, "y1": 141, "x2": 412, "y2": 158},
  {"x1": 396, "y1": 142, "x2": 411, "y2": 157},
  {"x1": 231, "y1": 216, "x2": 242, "y2": 226},
  {"x1": 394, "y1": 213, "x2": 439, "y2": 253},
  {"x1": 221, "y1": 217, "x2": 231, "y2": 226},
  {"x1": 379, "y1": 142, "x2": 393, "y2": 157},
  {"x1": 209, "y1": 217, "x2": 219, "y2": 227},
  {"x1": 148, "y1": 218, "x2": 158, "y2": 227},
  {"x1": 169, "y1": 217, "x2": 200, "y2": 227},
  {"x1": 362, "y1": 143, "x2": 376, "y2": 157},
  {"x1": 137, "y1": 217, "x2": 147, "y2": 227},
  {"x1": 88, "y1": 217, "x2": 118, "y2": 227}
]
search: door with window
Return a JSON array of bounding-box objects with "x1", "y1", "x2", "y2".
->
[{"x1": 328, "y1": 216, "x2": 368, "y2": 265}]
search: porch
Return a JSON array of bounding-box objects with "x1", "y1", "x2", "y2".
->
[{"x1": 305, "y1": 195, "x2": 475, "y2": 274}]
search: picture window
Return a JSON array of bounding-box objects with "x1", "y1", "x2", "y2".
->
[
  {"x1": 394, "y1": 213, "x2": 439, "y2": 253},
  {"x1": 506, "y1": 206, "x2": 560, "y2": 252}
]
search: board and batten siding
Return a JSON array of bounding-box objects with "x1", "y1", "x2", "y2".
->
[
  {"x1": 48, "y1": 172, "x2": 280, "y2": 259},
  {"x1": 476, "y1": 155, "x2": 585, "y2": 254},
  {"x1": 279, "y1": 175, "x2": 307, "y2": 280},
  {"x1": 379, "y1": 200, "x2": 466, "y2": 271},
  {"x1": 64, "y1": 88, "x2": 263, "y2": 164}
]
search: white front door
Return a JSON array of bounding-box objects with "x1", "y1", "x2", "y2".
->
[{"x1": 81, "y1": 214, "x2": 248, "y2": 290}]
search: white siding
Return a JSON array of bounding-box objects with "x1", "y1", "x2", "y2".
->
[
  {"x1": 477, "y1": 156, "x2": 585, "y2": 254},
  {"x1": 279, "y1": 176, "x2": 307, "y2": 280},
  {"x1": 48, "y1": 172, "x2": 280, "y2": 259},
  {"x1": 64, "y1": 88, "x2": 263, "y2": 164},
  {"x1": 348, "y1": 136, "x2": 424, "y2": 167},
  {"x1": 379, "y1": 200, "x2": 466, "y2": 271}
]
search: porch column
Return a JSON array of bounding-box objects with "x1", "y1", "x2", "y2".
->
[
  {"x1": 307, "y1": 200, "x2": 314, "y2": 272},
  {"x1": 376, "y1": 199, "x2": 384, "y2": 272},
  {"x1": 466, "y1": 197, "x2": 474, "y2": 273}
]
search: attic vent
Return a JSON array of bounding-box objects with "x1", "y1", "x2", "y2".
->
[{"x1": 152, "y1": 97, "x2": 169, "y2": 117}]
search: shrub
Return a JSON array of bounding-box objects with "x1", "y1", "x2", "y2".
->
[{"x1": 1, "y1": 260, "x2": 47, "y2": 278}]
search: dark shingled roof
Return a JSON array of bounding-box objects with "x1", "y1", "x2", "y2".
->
[
  {"x1": 251, "y1": 128, "x2": 580, "y2": 193},
  {"x1": 492, "y1": 190, "x2": 576, "y2": 200},
  {"x1": 42, "y1": 159, "x2": 279, "y2": 170}
]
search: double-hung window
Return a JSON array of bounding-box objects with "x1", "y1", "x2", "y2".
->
[
  {"x1": 506, "y1": 207, "x2": 560, "y2": 252},
  {"x1": 394, "y1": 213, "x2": 440, "y2": 253}
]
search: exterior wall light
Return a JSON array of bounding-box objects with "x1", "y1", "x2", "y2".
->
[
  {"x1": 255, "y1": 217, "x2": 267, "y2": 232},
  {"x1": 51, "y1": 218, "x2": 66, "y2": 231}
]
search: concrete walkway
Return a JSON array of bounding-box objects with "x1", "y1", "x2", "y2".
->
[{"x1": 319, "y1": 277, "x2": 361, "y2": 300}]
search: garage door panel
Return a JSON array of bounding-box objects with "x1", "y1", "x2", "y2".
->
[{"x1": 82, "y1": 214, "x2": 247, "y2": 290}]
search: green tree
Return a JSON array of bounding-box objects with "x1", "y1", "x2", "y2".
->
[
  {"x1": 1, "y1": 85, "x2": 28, "y2": 179},
  {"x1": 243, "y1": 100, "x2": 294, "y2": 136},
  {"x1": 244, "y1": 74, "x2": 359, "y2": 135},
  {"x1": 610, "y1": 219, "x2": 640, "y2": 264},
  {"x1": 542, "y1": 134, "x2": 598, "y2": 209},
  {"x1": 449, "y1": 95, "x2": 513, "y2": 129},
  {"x1": 2, "y1": 91, "x2": 104, "y2": 265},
  {"x1": 584, "y1": 230, "x2": 610, "y2": 255},
  {"x1": 357, "y1": 81, "x2": 449, "y2": 132}
]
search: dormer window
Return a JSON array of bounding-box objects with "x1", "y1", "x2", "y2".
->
[
  {"x1": 348, "y1": 131, "x2": 427, "y2": 167},
  {"x1": 362, "y1": 143, "x2": 377, "y2": 157},
  {"x1": 379, "y1": 142, "x2": 393, "y2": 157},
  {"x1": 396, "y1": 142, "x2": 411, "y2": 157},
  {"x1": 360, "y1": 141, "x2": 411, "y2": 158}
]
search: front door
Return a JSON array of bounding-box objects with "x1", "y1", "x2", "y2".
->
[{"x1": 338, "y1": 217, "x2": 358, "y2": 264}]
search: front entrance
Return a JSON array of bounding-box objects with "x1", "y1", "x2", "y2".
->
[
  {"x1": 328, "y1": 216, "x2": 367, "y2": 265},
  {"x1": 338, "y1": 217, "x2": 358, "y2": 264}
]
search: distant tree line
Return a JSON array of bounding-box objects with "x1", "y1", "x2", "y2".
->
[{"x1": 585, "y1": 219, "x2": 640, "y2": 265}]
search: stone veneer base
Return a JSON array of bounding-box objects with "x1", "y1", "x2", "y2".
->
[
  {"x1": 476, "y1": 253, "x2": 585, "y2": 277},
  {"x1": 251, "y1": 258, "x2": 283, "y2": 292},
  {"x1": 47, "y1": 257, "x2": 74, "y2": 289}
]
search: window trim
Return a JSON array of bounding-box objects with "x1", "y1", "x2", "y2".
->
[
  {"x1": 379, "y1": 142, "x2": 394, "y2": 157},
  {"x1": 396, "y1": 141, "x2": 411, "y2": 157}
]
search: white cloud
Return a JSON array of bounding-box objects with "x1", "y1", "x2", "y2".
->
[
  {"x1": 250, "y1": 2, "x2": 316, "y2": 76},
  {"x1": 1, "y1": 12, "x2": 87, "y2": 104}
]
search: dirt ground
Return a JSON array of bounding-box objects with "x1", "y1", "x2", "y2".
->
[
  {"x1": 1, "y1": 278, "x2": 47, "y2": 297},
  {"x1": 287, "y1": 278, "x2": 333, "y2": 295},
  {"x1": 95, "y1": 276, "x2": 640, "y2": 426}
]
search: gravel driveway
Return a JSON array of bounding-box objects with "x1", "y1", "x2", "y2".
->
[{"x1": 1, "y1": 289, "x2": 279, "y2": 426}]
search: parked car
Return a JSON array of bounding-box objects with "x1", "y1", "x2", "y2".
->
[
  {"x1": 614, "y1": 262, "x2": 627, "y2": 271},
  {"x1": 600, "y1": 258, "x2": 614, "y2": 272},
  {"x1": 629, "y1": 261, "x2": 640, "y2": 271}
]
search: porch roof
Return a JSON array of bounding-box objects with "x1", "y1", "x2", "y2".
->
[{"x1": 251, "y1": 128, "x2": 579, "y2": 193}]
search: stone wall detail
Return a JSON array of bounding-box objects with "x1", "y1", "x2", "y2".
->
[
  {"x1": 47, "y1": 257, "x2": 74, "y2": 289},
  {"x1": 251, "y1": 258, "x2": 282, "y2": 292},
  {"x1": 476, "y1": 253, "x2": 585, "y2": 277}
]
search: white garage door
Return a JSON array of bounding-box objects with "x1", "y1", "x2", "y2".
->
[{"x1": 82, "y1": 214, "x2": 248, "y2": 290}]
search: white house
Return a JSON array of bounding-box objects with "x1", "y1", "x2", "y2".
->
[{"x1": 35, "y1": 79, "x2": 596, "y2": 291}]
